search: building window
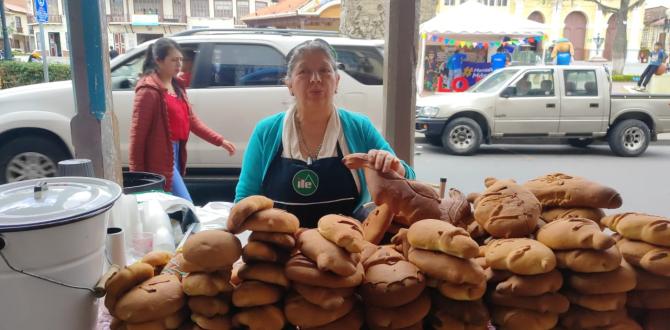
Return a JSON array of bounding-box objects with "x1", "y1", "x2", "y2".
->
[
  {"x1": 444, "y1": 0, "x2": 456, "y2": 5},
  {"x1": 14, "y1": 16, "x2": 22, "y2": 33},
  {"x1": 478, "y1": 0, "x2": 506, "y2": 6},
  {"x1": 173, "y1": 0, "x2": 186, "y2": 18},
  {"x1": 110, "y1": 0, "x2": 124, "y2": 17},
  {"x1": 237, "y1": 0, "x2": 250, "y2": 19},
  {"x1": 46, "y1": 0, "x2": 60, "y2": 15},
  {"x1": 134, "y1": 0, "x2": 162, "y2": 15},
  {"x1": 214, "y1": 0, "x2": 233, "y2": 18},
  {"x1": 190, "y1": 0, "x2": 210, "y2": 17},
  {"x1": 255, "y1": 1, "x2": 268, "y2": 10}
]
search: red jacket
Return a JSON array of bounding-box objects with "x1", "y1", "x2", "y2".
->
[{"x1": 129, "y1": 73, "x2": 224, "y2": 191}]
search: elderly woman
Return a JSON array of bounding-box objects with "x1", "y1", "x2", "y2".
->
[{"x1": 235, "y1": 39, "x2": 415, "y2": 228}]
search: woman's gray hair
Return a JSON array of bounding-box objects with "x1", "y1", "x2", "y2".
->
[{"x1": 285, "y1": 39, "x2": 338, "y2": 80}]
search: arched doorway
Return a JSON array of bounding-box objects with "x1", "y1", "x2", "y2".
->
[
  {"x1": 603, "y1": 14, "x2": 617, "y2": 60},
  {"x1": 563, "y1": 11, "x2": 587, "y2": 60},
  {"x1": 528, "y1": 11, "x2": 545, "y2": 23}
]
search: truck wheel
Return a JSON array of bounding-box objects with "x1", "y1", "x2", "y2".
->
[
  {"x1": 441, "y1": 117, "x2": 482, "y2": 155},
  {"x1": 0, "y1": 136, "x2": 69, "y2": 184},
  {"x1": 608, "y1": 119, "x2": 650, "y2": 157},
  {"x1": 568, "y1": 138, "x2": 594, "y2": 148},
  {"x1": 425, "y1": 134, "x2": 443, "y2": 146}
]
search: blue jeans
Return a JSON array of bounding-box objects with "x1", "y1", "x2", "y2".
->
[
  {"x1": 638, "y1": 65, "x2": 659, "y2": 88},
  {"x1": 172, "y1": 142, "x2": 192, "y2": 202}
]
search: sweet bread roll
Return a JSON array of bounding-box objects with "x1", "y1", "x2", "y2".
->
[
  {"x1": 236, "y1": 262, "x2": 289, "y2": 288},
  {"x1": 559, "y1": 306, "x2": 627, "y2": 328},
  {"x1": 626, "y1": 289, "x2": 670, "y2": 309},
  {"x1": 491, "y1": 307, "x2": 558, "y2": 330},
  {"x1": 188, "y1": 296, "x2": 229, "y2": 317},
  {"x1": 285, "y1": 253, "x2": 364, "y2": 288},
  {"x1": 568, "y1": 260, "x2": 636, "y2": 294},
  {"x1": 488, "y1": 291, "x2": 569, "y2": 313},
  {"x1": 226, "y1": 195, "x2": 273, "y2": 232},
  {"x1": 485, "y1": 238, "x2": 556, "y2": 275},
  {"x1": 554, "y1": 245, "x2": 621, "y2": 273},
  {"x1": 191, "y1": 314, "x2": 232, "y2": 330},
  {"x1": 523, "y1": 173, "x2": 622, "y2": 209},
  {"x1": 360, "y1": 259, "x2": 425, "y2": 307},
  {"x1": 473, "y1": 178, "x2": 541, "y2": 238},
  {"x1": 231, "y1": 304, "x2": 285, "y2": 330},
  {"x1": 232, "y1": 280, "x2": 283, "y2": 307},
  {"x1": 365, "y1": 291, "x2": 431, "y2": 329},
  {"x1": 296, "y1": 228, "x2": 358, "y2": 276},
  {"x1": 634, "y1": 266, "x2": 670, "y2": 290},
  {"x1": 431, "y1": 293, "x2": 489, "y2": 326},
  {"x1": 408, "y1": 247, "x2": 486, "y2": 285},
  {"x1": 183, "y1": 230, "x2": 242, "y2": 270},
  {"x1": 466, "y1": 221, "x2": 487, "y2": 240},
  {"x1": 541, "y1": 207, "x2": 605, "y2": 225},
  {"x1": 105, "y1": 262, "x2": 155, "y2": 313},
  {"x1": 242, "y1": 241, "x2": 289, "y2": 264},
  {"x1": 434, "y1": 278, "x2": 486, "y2": 301},
  {"x1": 360, "y1": 245, "x2": 405, "y2": 269},
  {"x1": 115, "y1": 274, "x2": 185, "y2": 323},
  {"x1": 407, "y1": 219, "x2": 479, "y2": 259},
  {"x1": 292, "y1": 282, "x2": 355, "y2": 310},
  {"x1": 302, "y1": 306, "x2": 363, "y2": 330},
  {"x1": 562, "y1": 290, "x2": 627, "y2": 312},
  {"x1": 430, "y1": 312, "x2": 488, "y2": 330},
  {"x1": 494, "y1": 269, "x2": 563, "y2": 296},
  {"x1": 362, "y1": 204, "x2": 394, "y2": 245},
  {"x1": 141, "y1": 251, "x2": 174, "y2": 275},
  {"x1": 125, "y1": 309, "x2": 188, "y2": 330},
  {"x1": 536, "y1": 218, "x2": 614, "y2": 250},
  {"x1": 318, "y1": 214, "x2": 365, "y2": 253},
  {"x1": 616, "y1": 238, "x2": 670, "y2": 276},
  {"x1": 284, "y1": 291, "x2": 355, "y2": 328},
  {"x1": 234, "y1": 208, "x2": 299, "y2": 234},
  {"x1": 176, "y1": 254, "x2": 211, "y2": 273},
  {"x1": 182, "y1": 271, "x2": 233, "y2": 297},
  {"x1": 602, "y1": 212, "x2": 670, "y2": 247},
  {"x1": 248, "y1": 231, "x2": 295, "y2": 250},
  {"x1": 391, "y1": 228, "x2": 410, "y2": 259},
  {"x1": 439, "y1": 188, "x2": 472, "y2": 227}
]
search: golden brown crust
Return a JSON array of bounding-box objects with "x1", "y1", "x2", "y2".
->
[
  {"x1": 362, "y1": 204, "x2": 394, "y2": 245},
  {"x1": 284, "y1": 253, "x2": 364, "y2": 288},
  {"x1": 473, "y1": 178, "x2": 541, "y2": 238},
  {"x1": 237, "y1": 262, "x2": 290, "y2": 288},
  {"x1": 191, "y1": 314, "x2": 232, "y2": 330},
  {"x1": 296, "y1": 228, "x2": 358, "y2": 276},
  {"x1": 188, "y1": 295, "x2": 229, "y2": 317},
  {"x1": 488, "y1": 292, "x2": 569, "y2": 313},
  {"x1": 364, "y1": 291, "x2": 431, "y2": 329},
  {"x1": 115, "y1": 274, "x2": 185, "y2": 323},
  {"x1": 491, "y1": 306, "x2": 558, "y2": 330},
  {"x1": 182, "y1": 271, "x2": 233, "y2": 297},
  {"x1": 317, "y1": 214, "x2": 366, "y2": 253},
  {"x1": 616, "y1": 237, "x2": 670, "y2": 276},
  {"x1": 182, "y1": 230, "x2": 242, "y2": 270},
  {"x1": 105, "y1": 262, "x2": 155, "y2": 314},
  {"x1": 247, "y1": 231, "x2": 295, "y2": 250},
  {"x1": 431, "y1": 293, "x2": 489, "y2": 326},
  {"x1": 537, "y1": 218, "x2": 615, "y2": 250},
  {"x1": 484, "y1": 238, "x2": 556, "y2": 275},
  {"x1": 602, "y1": 212, "x2": 670, "y2": 247},
  {"x1": 408, "y1": 247, "x2": 486, "y2": 285},
  {"x1": 439, "y1": 188, "x2": 473, "y2": 227},
  {"x1": 231, "y1": 304, "x2": 285, "y2": 330},
  {"x1": 292, "y1": 282, "x2": 355, "y2": 310},
  {"x1": 407, "y1": 219, "x2": 479, "y2": 259},
  {"x1": 302, "y1": 305, "x2": 363, "y2": 330},
  {"x1": 284, "y1": 291, "x2": 355, "y2": 328},
  {"x1": 554, "y1": 245, "x2": 622, "y2": 273},
  {"x1": 523, "y1": 173, "x2": 622, "y2": 209},
  {"x1": 234, "y1": 208, "x2": 299, "y2": 234},
  {"x1": 568, "y1": 260, "x2": 636, "y2": 294},
  {"x1": 241, "y1": 241, "x2": 290, "y2": 264},
  {"x1": 226, "y1": 195, "x2": 273, "y2": 232},
  {"x1": 559, "y1": 306, "x2": 627, "y2": 328},
  {"x1": 562, "y1": 290, "x2": 627, "y2": 312},
  {"x1": 494, "y1": 269, "x2": 563, "y2": 296},
  {"x1": 633, "y1": 265, "x2": 670, "y2": 290},
  {"x1": 626, "y1": 289, "x2": 670, "y2": 309},
  {"x1": 434, "y1": 278, "x2": 487, "y2": 301},
  {"x1": 141, "y1": 251, "x2": 174, "y2": 275},
  {"x1": 231, "y1": 280, "x2": 283, "y2": 307},
  {"x1": 541, "y1": 207, "x2": 605, "y2": 225},
  {"x1": 360, "y1": 260, "x2": 425, "y2": 307}
]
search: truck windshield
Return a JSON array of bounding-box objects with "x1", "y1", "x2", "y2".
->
[{"x1": 471, "y1": 69, "x2": 519, "y2": 93}]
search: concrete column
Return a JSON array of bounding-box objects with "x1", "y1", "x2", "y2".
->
[
  {"x1": 209, "y1": 0, "x2": 214, "y2": 18},
  {"x1": 384, "y1": 0, "x2": 418, "y2": 166},
  {"x1": 551, "y1": 2, "x2": 562, "y2": 41},
  {"x1": 627, "y1": 6, "x2": 643, "y2": 63}
]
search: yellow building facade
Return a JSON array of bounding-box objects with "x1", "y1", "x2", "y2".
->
[{"x1": 438, "y1": 0, "x2": 646, "y2": 63}]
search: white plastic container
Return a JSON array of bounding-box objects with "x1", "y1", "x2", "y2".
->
[{"x1": 0, "y1": 177, "x2": 121, "y2": 330}]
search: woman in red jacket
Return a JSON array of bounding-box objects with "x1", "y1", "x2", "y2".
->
[{"x1": 130, "y1": 38, "x2": 236, "y2": 201}]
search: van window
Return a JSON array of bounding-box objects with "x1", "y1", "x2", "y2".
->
[
  {"x1": 332, "y1": 46, "x2": 384, "y2": 85},
  {"x1": 209, "y1": 44, "x2": 286, "y2": 87},
  {"x1": 564, "y1": 70, "x2": 598, "y2": 97}
]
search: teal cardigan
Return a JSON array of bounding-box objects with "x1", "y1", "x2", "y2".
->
[{"x1": 234, "y1": 109, "x2": 416, "y2": 210}]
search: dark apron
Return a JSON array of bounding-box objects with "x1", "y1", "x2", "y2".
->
[{"x1": 261, "y1": 143, "x2": 359, "y2": 229}]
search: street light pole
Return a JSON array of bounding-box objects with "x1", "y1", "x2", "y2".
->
[{"x1": 0, "y1": 0, "x2": 13, "y2": 60}]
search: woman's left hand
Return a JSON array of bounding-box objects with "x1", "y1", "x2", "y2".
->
[
  {"x1": 367, "y1": 149, "x2": 405, "y2": 176},
  {"x1": 221, "y1": 139, "x2": 236, "y2": 156}
]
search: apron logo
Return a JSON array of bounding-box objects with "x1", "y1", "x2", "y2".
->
[{"x1": 292, "y1": 169, "x2": 319, "y2": 196}]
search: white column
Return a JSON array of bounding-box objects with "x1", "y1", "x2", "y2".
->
[
  {"x1": 209, "y1": 0, "x2": 215, "y2": 18},
  {"x1": 626, "y1": 6, "x2": 643, "y2": 63}
]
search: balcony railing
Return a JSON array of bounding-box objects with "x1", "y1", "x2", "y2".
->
[
  {"x1": 108, "y1": 14, "x2": 187, "y2": 24},
  {"x1": 28, "y1": 15, "x2": 63, "y2": 24},
  {"x1": 108, "y1": 14, "x2": 129, "y2": 23},
  {"x1": 15, "y1": 26, "x2": 23, "y2": 33}
]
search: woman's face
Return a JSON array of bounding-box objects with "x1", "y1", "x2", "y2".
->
[
  {"x1": 156, "y1": 48, "x2": 183, "y2": 77},
  {"x1": 287, "y1": 50, "x2": 340, "y2": 108}
]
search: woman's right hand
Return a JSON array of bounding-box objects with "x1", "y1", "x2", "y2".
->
[{"x1": 222, "y1": 139, "x2": 236, "y2": 156}]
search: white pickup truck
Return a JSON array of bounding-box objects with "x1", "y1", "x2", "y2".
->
[
  {"x1": 416, "y1": 65, "x2": 670, "y2": 156},
  {"x1": 0, "y1": 29, "x2": 385, "y2": 183}
]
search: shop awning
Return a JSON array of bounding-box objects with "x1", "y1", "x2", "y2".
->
[{"x1": 420, "y1": 0, "x2": 548, "y2": 38}]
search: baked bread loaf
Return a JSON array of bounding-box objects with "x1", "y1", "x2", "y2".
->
[
  {"x1": 523, "y1": 173, "x2": 622, "y2": 209},
  {"x1": 237, "y1": 262, "x2": 289, "y2": 287},
  {"x1": 296, "y1": 228, "x2": 358, "y2": 276},
  {"x1": 430, "y1": 312, "x2": 488, "y2": 330},
  {"x1": 292, "y1": 282, "x2": 355, "y2": 310},
  {"x1": 123, "y1": 309, "x2": 188, "y2": 330},
  {"x1": 602, "y1": 212, "x2": 670, "y2": 247},
  {"x1": 408, "y1": 247, "x2": 485, "y2": 285},
  {"x1": 362, "y1": 204, "x2": 394, "y2": 245},
  {"x1": 231, "y1": 280, "x2": 283, "y2": 307},
  {"x1": 431, "y1": 293, "x2": 490, "y2": 326},
  {"x1": 231, "y1": 304, "x2": 285, "y2": 330},
  {"x1": 473, "y1": 178, "x2": 541, "y2": 238},
  {"x1": 407, "y1": 219, "x2": 479, "y2": 259},
  {"x1": 626, "y1": 289, "x2": 670, "y2": 309},
  {"x1": 439, "y1": 188, "x2": 472, "y2": 227},
  {"x1": 536, "y1": 218, "x2": 614, "y2": 250},
  {"x1": 541, "y1": 207, "x2": 605, "y2": 225},
  {"x1": 494, "y1": 269, "x2": 563, "y2": 296},
  {"x1": 226, "y1": 195, "x2": 273, "y2": 232},
  {"x1": 491, "y1": 307, "x2": 558, "y2": 330},
  {"x1": 364, "y1": 291, "x2": 431, "y2": 329},
  {"x1": 360, "y1": 259, "x2": 425, "y2": 307},
  {"x1": 183, "y1": 230, "x2": 242, "y2": 270},
  {"x1": 234, "y1": 208, "x2": 299, "y2": 234},
  {"x1": 302, "y1": 306, "x2": 363, "y2": 330},
  {"x1": 105, "y1": 262, "x2": 155, "y2": 313},
  {"x1": 343, "y1": 153, "x2": 441, "y2": 224},
  {"x1": 242, "y1": 241, "x2": 289, "y2": 264},
  {"x1": 191, "y1": 313, "x2": 232, "y2": 330},
  {"x1": 488, "y1": 291, "x2": 569, "y2": 313},
  {"x1": 284, "y1": 291, "x2": 355, "y2": 328},
  {"x1": 188, "y1": 295, "x2": 229, "y2": 317},
  {"x1": 360, "y1": 245, "x2": 405, "y2": 269},
  {"x1": 616, "y1": 237, "x2": 670, "y2": 276},
  {"x1": 562, "y1": 290, "x2": 627, "y2": 312},
  {"x1": 567, "y1": 260, "x2": 636, "y2": 294},
  {"x1": 484, "y1": 238, "x2": 556, "y2": 275},
  {"x1": 554, "y1": 245, "x2": 622, "y2": 273},
  {"x1": 115, "y1": 274, "x2": 185, "y2": 323},
  {"x1": 559, "y1": 306, "x2": 627, "y2": 328},
  {"x1": 141, "y1": 251, "x2": 174, "y2": 275},
  {"x1": 433, "y1": 278, "x2": 486, "y2": 301},
  {"x1": 248, "y1": 231, "x2": 295, "y2": 250},
  {"x1": 391, "y1": 228, "x2": 411, "y2": 259},
  {"x1": 285, "y1": 253, "x2": 364, "y2": 288},
  {"x1": 317, "y1": 214, "x2": 365, "y2": 253},
  {"x1": 634, "y1": 266, "x2": 670, "y2": 290},
  {"x1": 182, "y1": 271, "x2": 233, "y2": 297}
]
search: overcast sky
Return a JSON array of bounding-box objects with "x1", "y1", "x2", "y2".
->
[{"x1": 645, "y1": 0, "x2": 669, "y2": 8}]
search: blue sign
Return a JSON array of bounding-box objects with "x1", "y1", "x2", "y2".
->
[
  {"x1": 34, "y1": 0, "x2": 48, "y2": 24},
  {"x1": 463, "y1": 61, "x2": 493, "y2": 86}
]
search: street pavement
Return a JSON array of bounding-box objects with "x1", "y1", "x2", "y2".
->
[{"x1": 413, "y1": 140, "x2": 670, "y2": 217}]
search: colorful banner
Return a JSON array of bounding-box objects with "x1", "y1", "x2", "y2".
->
[{"x1": 424, "y1": 34, "x2": 547, "y2": 49}]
